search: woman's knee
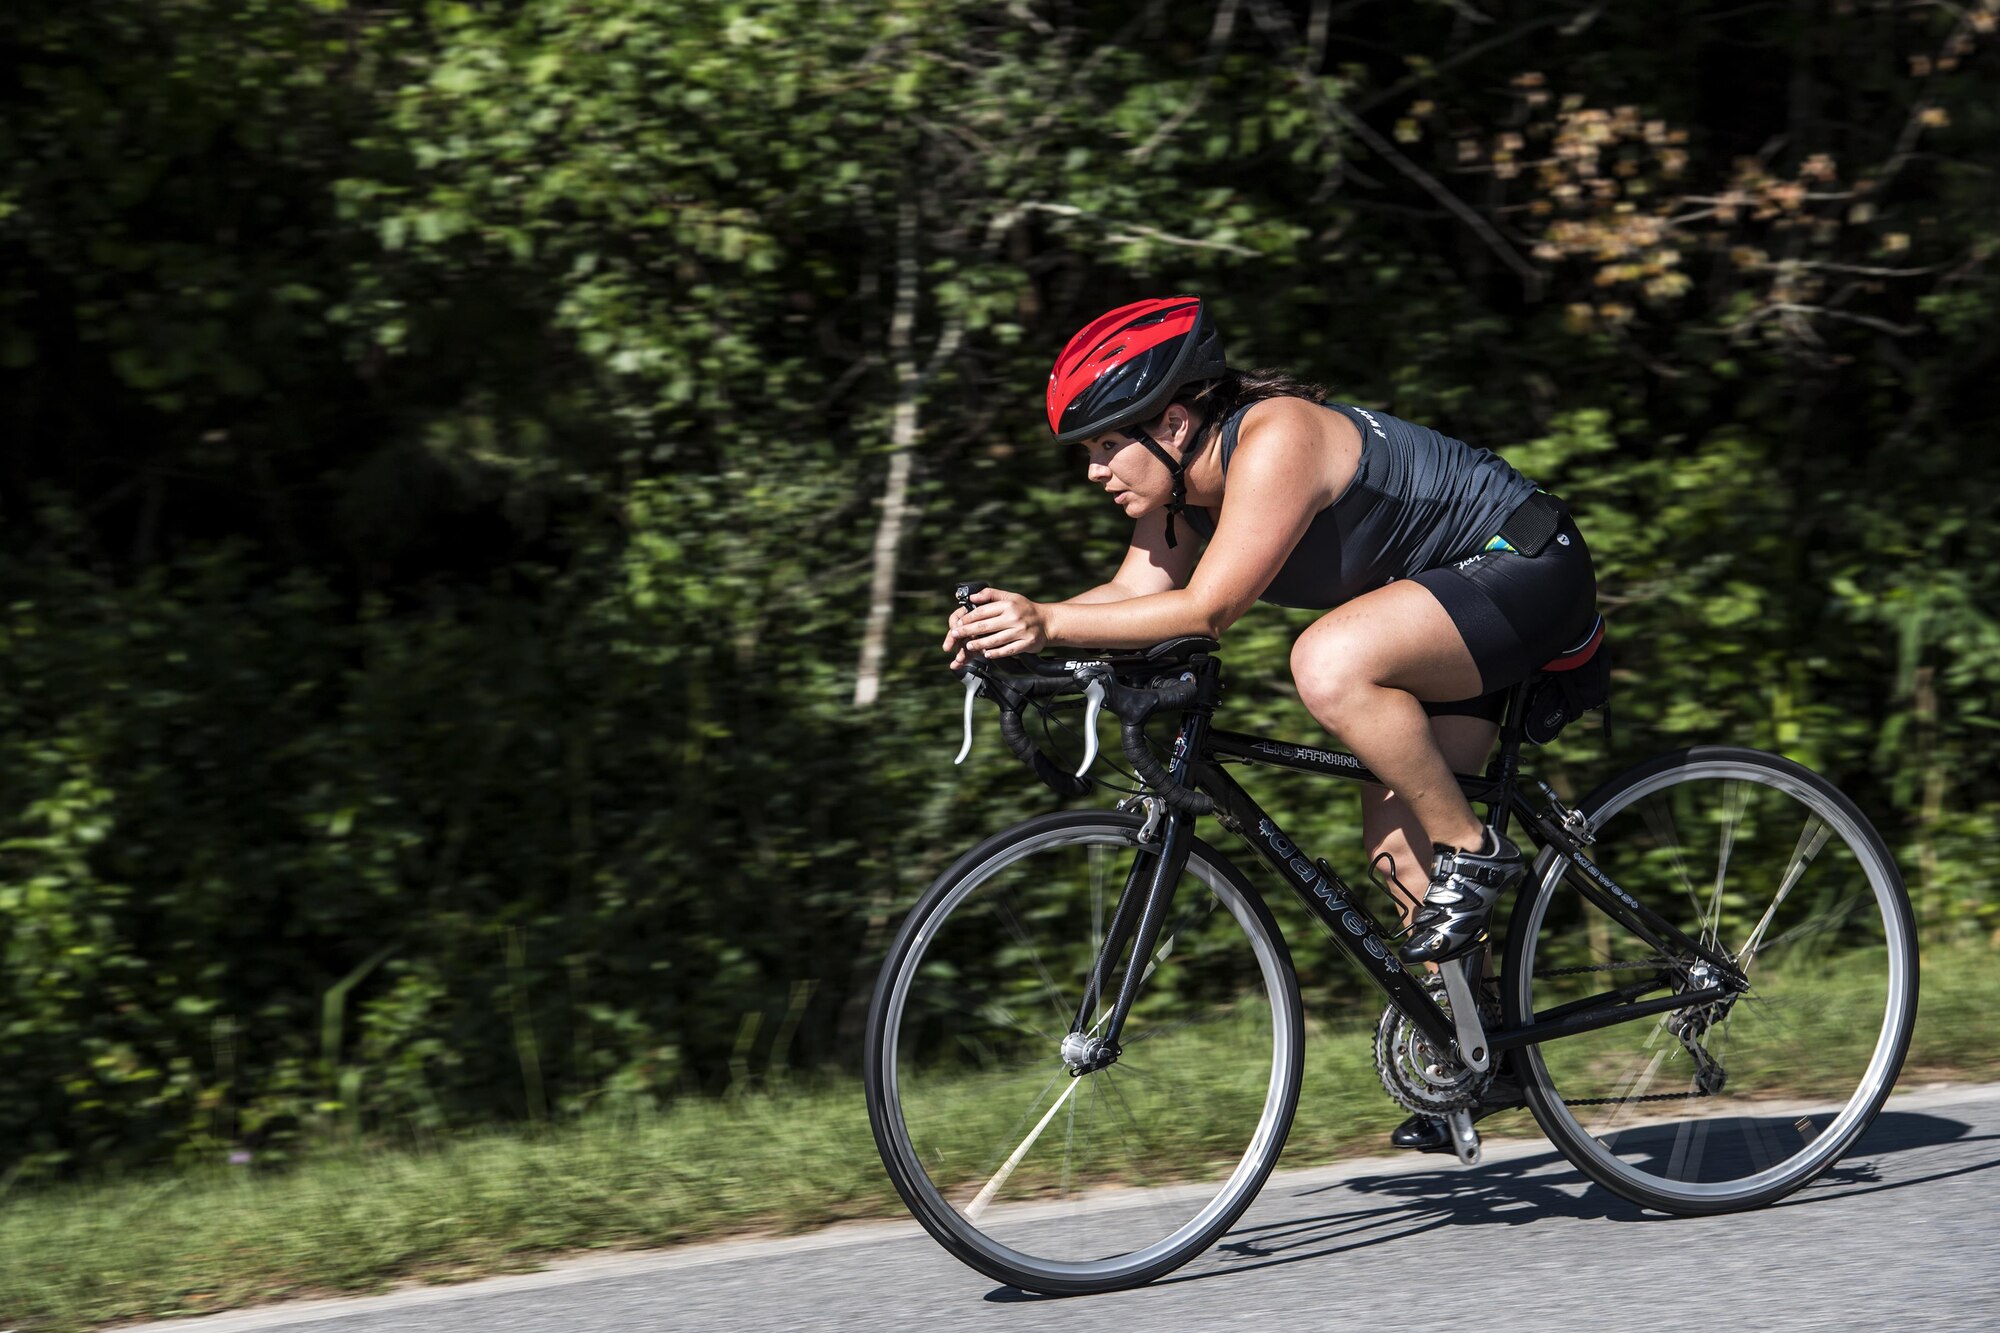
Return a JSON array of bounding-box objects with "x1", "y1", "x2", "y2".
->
[{"x1": 1290, "y1": 628, "x2": 1372, "y2": 721}]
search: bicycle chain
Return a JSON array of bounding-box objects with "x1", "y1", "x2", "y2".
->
[
  {"x1": 1528, "y1": 956, "x2": 1713, "y2": 1106},
  {"x1": 1379, "y1": 962, "x2": 1715, "y2": 1114},
  {"x1": 1562, "y1": 1091, "x2": 1706, "y2": 1106}
]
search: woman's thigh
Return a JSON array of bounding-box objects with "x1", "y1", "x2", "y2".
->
[{"x1": 1288, "y1": 578, "x2": 1486, "y2": 710}]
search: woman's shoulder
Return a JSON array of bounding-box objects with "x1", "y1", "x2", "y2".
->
[
  {"x1": 1234, "y1": 396, "x2": 1360, "y2": 456},
  {"x1": 1226, "y1": 396, "x2": 1361, "y2": 502}
]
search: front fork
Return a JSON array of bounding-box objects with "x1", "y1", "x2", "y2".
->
[
  {"x1": 1064, "y1": 805, "x2": 1194, "y2": 1074},
  {"x1": 1065, "y1": 699, "x2": 1214, "y2": 1074}
]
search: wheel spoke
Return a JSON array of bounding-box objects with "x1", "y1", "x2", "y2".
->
[
  {"x1": 1639, "y1": 794, "x2": 1707, "y2": 941},
  {"x1": 1100, "y1": 1067, "x2": 1192, "y2": 1246},
  {"x1": 1705, "y1": 779, "x2": 1753, "y2": 950},
  {"x1": 991, "y1": 888, "x2": 1074, "y2": 1029},
  {"x1": 1738, "y1": 816, "x2": 1832, "y2": 969},
  {"x1": 965, "y1": 1074, "x2": 1083, "y2": 1222},
  {"x1": 907, "y1": 975, "x2": 1057, "y2": 1046},
  {"x1": 1664, "y1": 1110, "x2": 1709, "y2": 1181},
  {"x1": 1584, "y1": 1044, "x2": 1672, "y2": 1137},
  {"x1": 1748, "y1": 889, "x2": 1862, "y2": 956}
]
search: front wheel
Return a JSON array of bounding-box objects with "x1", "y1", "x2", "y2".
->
[
  {"x1": 1504, "y1": 746, "x2": 1918, "y2": 1215},
  {"x1": 864, "y1": 810, "x2": 1303, "y2": 1294}
]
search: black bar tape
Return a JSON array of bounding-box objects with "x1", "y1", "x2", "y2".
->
[{"x1": 999, "y1": 705, "x2": 1093, "y2": 798}]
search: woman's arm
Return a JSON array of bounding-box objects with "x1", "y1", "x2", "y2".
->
[
  {"x1": 944, "y1": 507, "x2": 1190, "y2": 665},
  {"x1": 950, "y1": 400, "x2": 1357, "y2": 659},
  {"x1": 1039, "y1": 421, "x2": 1327, "y2": 647},
  {"x1": 1059, "y1": 506, "x2": 1197, "y2": 605}
]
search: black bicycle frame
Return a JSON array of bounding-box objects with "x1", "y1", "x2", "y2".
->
[
  {"x1": 1076, "y1": 666, "x2": 1738, "y2": 1060},
  {"x1": 1067, "y1": 688, "x2": 1217, "y2": 1055}
]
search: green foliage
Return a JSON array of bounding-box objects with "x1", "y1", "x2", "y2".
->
[{"x1": 1, "y1": 0, "x2": 1998, "y2": 1180}]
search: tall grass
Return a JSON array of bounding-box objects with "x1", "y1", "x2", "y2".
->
[{"x1": 0, "y1": 1088, "x2": 893, "y2": 1332}]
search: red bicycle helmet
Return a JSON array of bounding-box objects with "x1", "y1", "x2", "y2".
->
[{"x1": 1045, "y1": 296, "x2": 1226, "y2": 441}]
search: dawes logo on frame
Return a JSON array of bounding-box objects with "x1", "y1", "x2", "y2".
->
[{"x1": 1256, "y1": 819, "x2": 1401, "y2": 975}]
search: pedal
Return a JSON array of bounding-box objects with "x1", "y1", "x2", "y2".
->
[
  {"x1": 1435, "y1": 957, "x2": 1491, "y2": 1074},
  {"x1": 1446, "y1": 1108, "x2": 1482, "y2": 1166}
]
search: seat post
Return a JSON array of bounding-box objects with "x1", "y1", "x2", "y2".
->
[
  {"x1": 1496, "y1": 677, "x2": 1533, "y2": 756},
  {"x1": 1481, "y1": 678, "x2": 1536, "y2": 839}
]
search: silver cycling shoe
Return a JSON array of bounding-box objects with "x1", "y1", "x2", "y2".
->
[{"x1": 1397, "y1": 827, "x2": 1524, "y2": 966}]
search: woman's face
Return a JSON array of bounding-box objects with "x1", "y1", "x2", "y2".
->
[
  {"x1": 1082, "y1": 408, "x2": 1188, "y2": 515},
  {"x1": 1082, "y1": 433, "x2": 1163, "y2": 514}
]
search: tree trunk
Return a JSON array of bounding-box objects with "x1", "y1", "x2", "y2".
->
[
  {"x1": 854, "y1": 199, "x2": 923, "y2": 709},
  {"x1": 853, "y1": 439, "x2": 914, "y2": 708}
]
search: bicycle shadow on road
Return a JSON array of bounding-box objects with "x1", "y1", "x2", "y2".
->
[
  {"x1": 1201, "y1": 1109, "x2": 1988, "y2": 1281},
  {"x1": 985, "y1": 1109, "x2": 1989, "y2": 1300},
  {"x1": 1533, "y1": 1107, "x2": 1990, "y2": 1205},
  {"x1": 1780, "y1": 1108, "x2": 2000, "y2": 1206},
  {"x1": 984, "y1": 1130, "x2": 1644, "y2": 1303},
  {"x1": 1198, "y1": 1139, "x2": 1651, "y2": 1277}
]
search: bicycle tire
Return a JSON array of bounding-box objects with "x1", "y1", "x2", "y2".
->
[
  {"x1": 864, "y1": 810, "x2": 1303, "y2": 1294},
  {"x1": 1502, "y1": 746, "x2": 1917, "y2": 1215}
]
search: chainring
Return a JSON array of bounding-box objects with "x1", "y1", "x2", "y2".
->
[{"x1": 1374, "y1": 976, "x2": 1493, "y2": 1116}]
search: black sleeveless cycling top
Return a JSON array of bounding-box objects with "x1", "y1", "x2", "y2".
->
[{"x1": 1180, "y1": 399, "x2": 1537, "y2": 610}]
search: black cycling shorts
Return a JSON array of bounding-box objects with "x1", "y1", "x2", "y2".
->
[{"x1": 1413, "y1": 511, "x2": 1598, "y2": 725}]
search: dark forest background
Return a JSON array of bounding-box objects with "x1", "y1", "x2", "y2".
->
[{"x1": 2, "y1": 0, "x2": 1996, "y2": 1180}]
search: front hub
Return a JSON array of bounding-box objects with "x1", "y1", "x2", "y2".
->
[{"x1": 1061, "y1": 1031, "x2": 1121, "y2": 1076}]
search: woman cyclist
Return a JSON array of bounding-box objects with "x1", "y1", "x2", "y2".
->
[{"x1": 941, "y1": 295, "x2": 1600, "y2": 1152}]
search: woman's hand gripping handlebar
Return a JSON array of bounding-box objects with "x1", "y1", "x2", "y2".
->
[{"x1": 949, "y1": 580, "x2": 1217, "y2": 814}]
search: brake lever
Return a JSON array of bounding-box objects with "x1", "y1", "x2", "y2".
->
[
  {"x1": 950, "y1": 581, "x2": 991, "y2": 767},
  {"x1": 1073, "y1": 676, "x2": 1107, "y2": 778},
  {"x1": 955, "y1": 671, "x2": 984, "y2": 765}
]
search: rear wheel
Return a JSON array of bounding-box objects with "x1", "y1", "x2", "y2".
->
[
  {"x1": 864, "y1": 810, "x2": 1302, "y2": 1293},
  {"x1": 1504, "y1": 746, "x2": 1917, "y2": 1214}
]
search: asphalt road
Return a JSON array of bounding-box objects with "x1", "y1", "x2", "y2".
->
[{"x1": 120, "y1": 1081, "x2": 2000, "y2": 1333}]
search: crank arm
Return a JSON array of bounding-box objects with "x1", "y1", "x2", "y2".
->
[
  {"x1": 1436, "y1": 957, "x2": 1491, "y2": 1074},
  {"x1": 1446, "y1": 1108, "x2": 1482, "y2": 1166}
]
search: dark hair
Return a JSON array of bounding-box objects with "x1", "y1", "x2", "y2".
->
[{"x1": 1146, "y1": 368, "x2": 1332, "y2": 450}]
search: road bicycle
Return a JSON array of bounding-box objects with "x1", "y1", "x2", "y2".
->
[{"x1": 863, "y1": 587, "x2": 1917, "y2": 1295}]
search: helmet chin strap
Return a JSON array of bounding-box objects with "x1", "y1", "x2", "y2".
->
[{"x1": 1126, "y1": 408, "x2": 1211, "y2": 549}]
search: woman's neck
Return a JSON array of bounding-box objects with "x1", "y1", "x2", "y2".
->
[{"x1": 1179, "y1": 419, "x2": 1228, "y2": 507}]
